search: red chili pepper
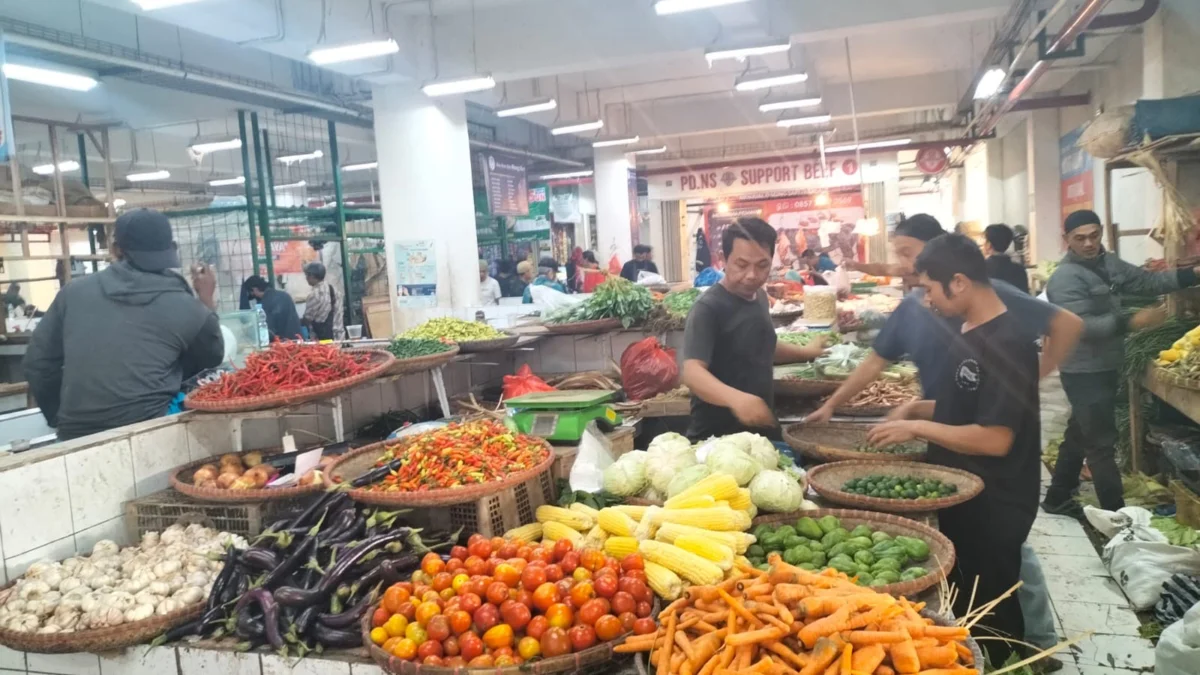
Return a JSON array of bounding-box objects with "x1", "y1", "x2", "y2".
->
[{"x1": 191, "y1": 342, "x2": 370, "y2": 401}]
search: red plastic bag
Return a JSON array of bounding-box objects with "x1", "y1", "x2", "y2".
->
[
  {"x1": 608, "y1": 255, "x2": 623, "y2": 276},
  {"x1": 503, "y1": 364, "x2": 555, "y2": 399},
  {"x1": 620, "y1": 337, "x2": 679, "y2": 401}
]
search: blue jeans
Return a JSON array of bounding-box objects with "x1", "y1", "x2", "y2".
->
[{"x1": 1019, "y1": 543, "x2": 1058, "y2": 649}]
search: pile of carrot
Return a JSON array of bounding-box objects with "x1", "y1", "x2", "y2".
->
[{"x1": 615, "y1": 552, "x2": 977, "y2": 675}]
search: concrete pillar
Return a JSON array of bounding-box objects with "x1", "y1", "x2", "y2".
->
[
  {"x1": 373, "y1": 84, "x2": 479, "y2": 330},
  {"x1": 593, "y1": 148, "x2": 635, "y2": 268},
  {"x1": 1144, "y1": 0, "x2": 1200, "y2": 99},
  {"x1": 1026, "y1": 108, "x2": 1062, "y2": 263},
  {"x1": 985, "y1": 138, "x2": 1006, "y2": 225}
]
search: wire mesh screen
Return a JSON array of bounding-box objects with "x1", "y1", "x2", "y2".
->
[
  {"x1": 258, "y1": 113, "x2": 333, "y2": 207},
  {"x1": 164, "y1": 205, "x2": 257, "y2": 313}
]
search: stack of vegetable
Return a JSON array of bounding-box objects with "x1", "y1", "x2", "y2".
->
[
  {"x1": 165, "y1": 493, "x2": 457, "y2": 655},
  {"x1": 399, "y1": 318, "x2": 506, "y2": 343},
  {"x1": 354, "y1": 420, "x2": 550, "y2": 493},
  {"x1": 0, "y1": 525, "x2": 244, "y2": 634},
  {"x1": 545, "y1": 277, "x2": 654, "y2": 328},
  {"x1": 602, "y1": 432, "x2": 812, "y2": 514},
  {"x1": 662, "y1": 288, "x2": 701, "y2": 316},
  {"x1": 746, "y1": 516, "x2": 931, "y2": 587},
  {"x1": 190, "y1": 342, "x2": 372, "y2": 401},
  {"x1": 616, "y1": 557, "x2": 980, "y2": 675},
  {"x1": 387, "y1": 337, "x2": 454, "y2": 361},
  {"x1": 850, "y1": 441, "x2": 926, "y2": 457},
  {"x1": 1152, "y1": 515, "x2": 1200, "y2": 548},
  {"x1": 842, "y1": 476, "x2": 958, "y2": 500},
  {"x1": 777, "y1": 331, "x2": 840, "y2": 347},
  {"x1": 368, "y1": 535, "x2": 655, "y2": 668},
  {"x1": 1156, "y1": 321, "x2": 1200, "y2": 374}
]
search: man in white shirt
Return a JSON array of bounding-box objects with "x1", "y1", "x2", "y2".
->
[{"x1": 479, "y1": 260, "x2": 502, "y2": 305}]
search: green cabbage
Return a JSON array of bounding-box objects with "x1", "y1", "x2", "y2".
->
[
  {"x1": 748, "y1": 469, "x2": 805, "y2": 513},
  {"x1": 667, "y1": 465, "x2": 712, "y2": 498},
  {"x1": 647, "y1": 449, "x2": 698, "y2": 493},
  {"x1": 647, "y1": 432, "x2": 693, "y2": 458},
  {"x1": 706, "y1": 443, "x2": 762, "y2": 486},
  {"x1": 724, "y1": 432, "x2": 779, "y2": 470},
  {"x1": 602, "y1": 451, "x2": 648, "y2": 496}
]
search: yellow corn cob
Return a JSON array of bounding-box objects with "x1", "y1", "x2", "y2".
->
[
  {"x1": 568, "y1": 502, "x2": 600, "y2": 520},
  {"x1": 662, "y1": 495, "x2": 716, "y2": 510},
  {"x1": 673, "y1": 534, "x2": 734, "y2": 570},
  {"x1": 597, "y1": 508, "x2": 638, "y2": 537},
  {"x1": 604, "y1": 536, "x2": 639, "y2": 558},
  {"x1": 542, "y1": 521, "x2": 584, "y2": 544},
  {"x1": 728, "y1": 488, "x2": 752, "y2": 511},
  {"x1": 638, "y1": 540, "x2": 724, "y2": 586},
  {"x1": 536, "y1": 505, "x2": 594, "y2": 531},
  {"x1": 654, "y1": 522, "x2": 756, "y2": 554},
  {"x1": 634, "y1": 507, "x2": 659, "y2": 541},
  {"x1": 665, "y1": 473, "x2": 740, "y2": 507},
  {"x1": 609, "y1": 504, "x2": 649, "y2": 521},
  {"x1": 651, "y1": 506, "x2": 749, "y2": 531},
  {"x1": 504, "y1": 523, "x2": 543, "y2": 544},
  {"x1": 583, "y1": 524, "x2": 608, "y2": 549},
  {"x1": 644, "y1": 561, "x2": 684, "y2": 601}
]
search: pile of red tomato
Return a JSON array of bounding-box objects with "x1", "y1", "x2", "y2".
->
[{"x1": 369, "y1": 533, "x2": 657, "y2": 668}]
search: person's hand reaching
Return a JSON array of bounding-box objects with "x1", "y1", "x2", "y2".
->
[
  {"x1": 1129, "y1": 305, "x2": 1167, "y2": 331},
  {"x1": 731, "y1": 393, "x2": 776, "y2": 429},
  {"x1": 191, "y1": 263, "x2": 217, "y2": 310}
]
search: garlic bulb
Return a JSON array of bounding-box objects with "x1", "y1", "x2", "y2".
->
[
  {"x1": 53, "y1": 609, "x2": 80, "y2": 630},
  {"x1": 23, "y1": 600, "x2": 45, "y2": 618},
  {"x1": 60, "y1": 557, "x2": 82, "y2": 573},
  {"x1": 185, "y1": 571, "x2": 209, "y2": 588},
  {"x1": 146, "y1": 581, "x2": 170, "y2": 596},
  {"x1": 124, "y1": 604, "x2": 154, "y2": 622},
  {"x1": 133, "y1": 590, "x2": 159, "y2": 607},
  {"x1": 18, "y1": 581, "x2": 50, "y2": 601},
  {"x1": 5, "y1": 600, "x2": 25, "y2": 615},
  {"x1": 173, "y1": 587, "x2": 204, "y2": 605},
  {"x1": 7, "y1": 615, "x2": 38, "y2": 632},
  {"x1": 152, "y1": 560, "x2": 181, "y2": 579},
  {"x1": 37, "y1": 625, "x2": 60, "y2": 634},
  {"x1": 40, "y1": 592, "x2": 61, "y2": 610},
  {"x1": 141, "y1": 531, "x2": 160, "y2": 548},
  {"x1": 40, "y1": 570, "x2": 63, "y2": 590},
  {"x1": 155, "y1": 598, "x2": 182, "y2": 616},
  {"x1": 24, "y1": 561, "x2": 55, "y2": 579},
  {"x1": 87, "y1": 573, "x2": 114, "y2": 590},
  {"x1": 91, "y1": 540, "x2": 120, "y2": 559},
  {"x1": 79, "y1": 594, "x2": 101, "y2": 614},
  {"x1": 108, "y1": 592, "x2": 136, "y2": 612},
  {"x1": 166, "y1": 575, "x2": 185, "y2": 593},
  {"x1": 58, "y1": 577, "x2": 83, "y2": 595}
]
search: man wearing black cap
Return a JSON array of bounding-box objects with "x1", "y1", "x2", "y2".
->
[
  {"x1": 1044, "y1": 209, "x2": 1200, "y2": 513},
  {"x1": 23, "y1": 209, "x2": 224, "y2": 440}
]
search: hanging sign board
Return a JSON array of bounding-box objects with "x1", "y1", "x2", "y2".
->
[
  {"x1": 1060, "y1": 126, "x2": 1095, "y2": 222},
  {"x1": 479, "y1": 152, "x2": 529, "y2": 216},
  {"x1": 394, "y1": 240, "x2": 438, "y2": 308},
  {"x1": 645, "y1": 153, "x2": 898, "y2": 201},
  {"x1": 916, "y1": 147, "x2": 949, "y2": 175}
]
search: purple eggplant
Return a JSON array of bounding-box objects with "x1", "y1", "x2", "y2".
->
[
  {"x1": 233, "y1": 589, "x2": 284, "y2": 650},
  {"x1": 274, "y1": 528, "x2": 413, "y2": 607}
]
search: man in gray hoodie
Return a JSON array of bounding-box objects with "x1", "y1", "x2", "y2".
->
[
  {"x1": 1045, "y1": 209, "x2": 1200, "y2": 512},
  {"x1": 24, "y1": 209, "x2": 225, "y2": 440}
]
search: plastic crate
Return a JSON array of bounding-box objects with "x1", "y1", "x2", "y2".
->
[
  {"x1": 124, "y1": 489, "x2": 310, "y2": 540},
  {"x1": 403, "y1": 465, "x2": 557, "y2": 539}
]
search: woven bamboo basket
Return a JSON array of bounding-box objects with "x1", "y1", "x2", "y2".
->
[
  {"x1": 806, "y1": 460, "x2": 984, "y2": 513},
  {"x1": 184, "y1": 349, "x2": 394, "y2": 413},
  {"x1": 783, "y1": 423, "x2": 927, "y2": 463},
  {"x1": 361, "y1": 604, "x2": 632, "y2": 674},
  {"x1": 0, "y1": 581, "x2": 203, "y2": 653},
  {"x1": 386, "y1": 346, "x2": 460, "y2": 375},
  {"x1": 752, "y1": 508, "x2": 954, "y2": 598},
  {"x1": 169, "y1": 453, "x2": 326, "y2": 503},
  {"x1": 775, "y1": 378, "x2": 843, "y2": 397},
  {"x1": 1152, "y1": 366, "x2": 1200, "y2": 392},
  {"x1": 834, "y1": 404, "x2": 903, "y2": 418},
  {"x1": 455, "y1": 333, "x2": 520, "y2": 353},
  {"x1": 770, "y1": 309, "x2": 803, "y2": 326},
  {"x1": 543, "y1": 318, "x2": 624, "y2": 335}
]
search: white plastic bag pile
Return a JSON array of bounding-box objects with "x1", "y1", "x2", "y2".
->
[{"x1": 1085, "y1": 505, "x2": 1200, "y2": 611}]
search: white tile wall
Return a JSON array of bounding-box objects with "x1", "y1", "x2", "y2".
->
[
  {"x1": 538, "y1": 337, "x2": 576, "y2": 373},
  {"x1": 5, "y1": 536, "x2": 76, "y2": 581},
  {"x1": 177, "y1": 647, "x2": 261, "y2": 675},
  {"x1": 260, "y1": 655, "x2": 350, "y2": 675},
  {"x1": 348, "y1": 665, "x2": 385, "y2": 675},
  {"x1": 0, "y1": 457, "x2": 73, "y2": 557},
  {"x1": 185, "y1": 418, "x2": 234, "y2": 460},
  {"x1": 25, "y1": 652, "x2": 99, "y2": 675},
  {"x1": 240, "y1": 419, "x2": 283, "y2": 452},
  {"x1": 609, "y1": 332, "x2": 645, "y2": 363},
  {"x1": 98, "y1": 647, "x2": 177, "y2": 675},
  {"x1": 130, "y1": 424, "x2": 192, "y2": 497},
  {"x1": 574, "y1": 334, "x2": 612, "y2": 372},
  {"x1": 280, "y1": 406, "x2": 321, "y2": 447},
  {"x1": 65, "y1": 440, "x2": 135, "y2": 532},
  {"x1": 0, "y1": 646, "x2": 25, "y2": 670},
  {"x1": 73, "y1": 516, "x2": 129, "y2": 555},
  {"x1": 349, "y1": 384, "x2": 383, "y2": 425},
  {"x1": 395, "y1": 373, "x2": 425, "y2": 413}
]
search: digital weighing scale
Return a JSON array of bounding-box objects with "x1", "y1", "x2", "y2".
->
[{"x1": 505, "y1": 390, "x2": 622, "y2": 443}]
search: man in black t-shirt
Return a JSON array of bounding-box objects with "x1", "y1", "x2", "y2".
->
[
  {"x1": 868, "y1": 234, "x2": 1040, "y2": 665},
  {"x1": 682, "y1": 219, "x2": 825, "y2": 440},
  {"x1": 984, "y1": 224, "x2": 1030, "y2": 294}
]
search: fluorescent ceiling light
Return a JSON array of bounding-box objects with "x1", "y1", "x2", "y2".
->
[
  {"x1": 422, "y1": 75, "x2": 496, "y2": 97},
  {"x1": 824, "y1": 138, "x2": 913, "y2": 153},
  {"x1": 540, "y1": 170, "x2": 594, "y2": 180},
  {"x1": 32, "y1": 160, "x2": 80, "y2": 176},
  {"x1": 655, "y1": 0, "x2": 751, "y2": 15},
  {"x1": 276, "y1": 149, "x2": 324, "y2": 164},
  {"x1": 133, "y1": 0, "x2": 206, "y2": 10},
  {"x1": 734, "y1": 69, "x2": 808, "y2": 92},
  {"x1": 341, "y1": 161, "x2": 378, "y2": 172},
  {"x1": 496, "y1": 98, "x2": 558, "y2": 117},
  {"x1": 2, "y1": 63, "x2": 98, "y2": 92},
  {"x1": 189, "y1": 139, "x2": 241, "y2": 153},
  {"x1": 126, "y1": 170, "x2": 170, "y2": 182},
  {"x1": 777, "y1": 114, "x2": 832, "y2": 128},
  {"x1": 551, "y1": 119, "x2": 604, "y2": 136},
  {"x1": 275, "y1": 180, "x2": 308, "y2": 190},
  {"x1": 308, "y1": 39, "x2": 400, "y2": 65},
  {"x1": 974, "y1": 67, "x2": 1006, "y2": 100},
  {"x1": 759, "y1": 95, "x2": 822, "y2": 113},
  {"x1": 705, "y1": 38, "x2": 791, "y2": 63},
  {"x1": 632, "y1": 146, "x2": 669, "y2": 155},
  {"x1": 593, "y1": 135, "x2": 640, "y2": 148},
  {"x1": 208, "y1": 176, "x2": 245, "y2": 187}
]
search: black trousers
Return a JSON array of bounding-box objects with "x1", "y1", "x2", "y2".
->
[
  {"x1": 1046, "y1": 371, "x2": 1124, "y2": 511},
  {"x1": 940, "y1": 496, "x2": 1030, "y2": 666}
]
